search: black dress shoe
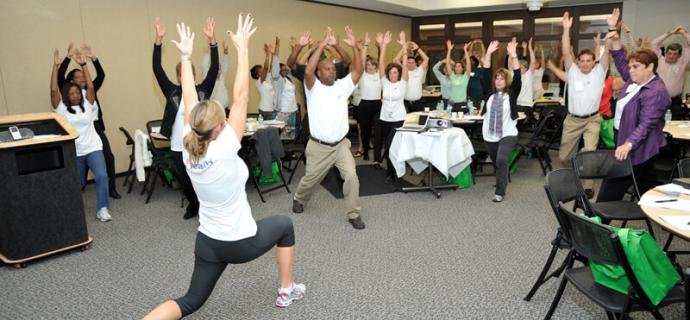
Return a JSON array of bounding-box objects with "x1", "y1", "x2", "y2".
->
[
  {"x1": 292, "y1": 199, "x2": 304, "y2": 214},
  {"x1": 584, "y1": 188, "x2": 594, "y2": 199},
  {"x1": 109, "y1": 189, "x2": 122, "y2": 199},
  {"x1": 373, "y1": 163, "x2": 384, "y2": 170},
  {"x1": 348, "y1": 216, "x2": 366, "y2": 229},
  {"x1": 183, "y1": 208, "x2": 198, "y2": 220},
  {"x1": 384, "y1": 175, "x2": 397, "y2": 184}
]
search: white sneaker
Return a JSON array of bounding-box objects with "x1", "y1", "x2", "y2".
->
[
  {"x1": 275, "y1": 282, "x2": 306, "y2": 307},
  {"x1": 96, "y1": 207, "x2": 112, "y2": 222},
  {"x1": 492, "y1": 194, "x2": 504, "y2": 203}
]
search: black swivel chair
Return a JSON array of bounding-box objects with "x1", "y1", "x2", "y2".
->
[{"x1": 118, "y1": 127, "x2": 136, "y2": 194}]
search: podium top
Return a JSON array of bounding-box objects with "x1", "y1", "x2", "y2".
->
[{"x1": 0, "y1": 112, "x2": 79, "y2": 149}]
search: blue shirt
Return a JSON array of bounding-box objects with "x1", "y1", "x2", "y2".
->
[{"x1": 432, "y1": 61, "x2": 450, "y2": 99}]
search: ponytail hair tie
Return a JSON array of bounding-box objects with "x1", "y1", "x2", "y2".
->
[{"x1": 192, "y1": 127, "x2": 213, "y2": 141}]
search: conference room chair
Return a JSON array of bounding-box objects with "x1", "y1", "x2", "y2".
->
[{"x1": 118, "y1": 127, "x2": 136, "y2": 194}]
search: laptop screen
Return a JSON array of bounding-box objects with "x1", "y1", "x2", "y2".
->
[{"x1": 418, "y1": 115, "x2": 428, "y2": 125}]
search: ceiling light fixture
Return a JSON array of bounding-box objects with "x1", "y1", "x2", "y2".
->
[{"x1": 525, "y1": 0, "x2": 543, "y2": 11}]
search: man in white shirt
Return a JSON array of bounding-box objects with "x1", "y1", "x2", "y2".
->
[
  {"x1": 558, "y1": 11, "x2": 610, "y2": 196},
  {"x1": 292, "y1": 26, "x2": 365, "y2": 229},
  {"x1": 397, "y1": 42, "x2": 429, "y2": 112}
]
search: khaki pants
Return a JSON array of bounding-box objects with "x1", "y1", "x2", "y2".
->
[
  {"x1": 558, "y1": 114, "x2": 601, "y2": 189},
  {"x1": 294, "y1": 139, "x2": 361, "y2": 219}
]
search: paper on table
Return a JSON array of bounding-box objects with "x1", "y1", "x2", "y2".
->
[
  {"x1": 638, "y1": 195, "x2": 690, "y2": 211},
  {"x1": 655, "y1": 183, "x2": 690, "y2": 195},
  {"x1": 659, "y1": 215, "x2": 690, "y2": 231}
]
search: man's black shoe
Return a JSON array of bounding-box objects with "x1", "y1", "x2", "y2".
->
[
  {"x1": 348, "y1": 216, "x2": 365, "y2": 230},
  {"x1": 109, "y1": 189, "x2": 122, "y2": 199},
  {"x1": 584, "y1": 188, "x2": 594, "y2": 199},
  {"x1": 292, "y1": 199, "x2": 304, "y2": 214},
  {"x1": 183, "y1": 208, "x2": 198, "y2": 220},
  {"x1": 384, "y1": 175, "x2": 397, "y2": 184}
]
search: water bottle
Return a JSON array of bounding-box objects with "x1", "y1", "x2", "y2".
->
[
  {"x1": 436, "y1": 101, "x2": 444, "y2": 111},
  {"x1": 446, "y1": 105, "x2": 452, "y2": 114},
  {"x1": 665, "y1": 109, "x2": 672, "y2": 123},
  {"x1": 258, "y1": 113, "x2": 264, "y2": 125},
  {"x1": 467, "y1": 100, "x2": 474, "y2": 115},
  {"x1": 480, "y1": 100, "x2": 485, "y2": 114}
]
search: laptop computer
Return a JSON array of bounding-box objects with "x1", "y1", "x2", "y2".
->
[{"x1": 397, "y1": 115, "x2": 429, "y2": 132}]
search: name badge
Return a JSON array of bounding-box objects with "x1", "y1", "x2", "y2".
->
[{"x1": 574, "y1": 81, "x2": 585, "y2": 92}]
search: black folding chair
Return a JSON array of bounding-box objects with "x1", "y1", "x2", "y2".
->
[
  {"x1": 282, "y1": 112, "x2": 309, "y2": 185},
  {"x1": 524, "y1": 168, "x2": 584, "y2": 301},
  {"x1": 544, "y1": 203, "x2": 690, "y2": 320},
  {"x1": 573, "y1": 150, "x2": 656, "y2": 238},
  {"x1": 142, "y1": 120, "x2": 178, "y2": 204},
  {"x1": 118, "y1": 127, "x2": 136, "y2": 194}
]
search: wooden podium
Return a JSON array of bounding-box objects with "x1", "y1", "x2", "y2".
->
[{"x1": 0, "y1": 113, "x2": 92, "y2": 268}]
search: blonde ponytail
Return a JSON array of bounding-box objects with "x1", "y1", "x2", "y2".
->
[{"x1": 183, "y1": 100, "x2": 226, "y2": 163}]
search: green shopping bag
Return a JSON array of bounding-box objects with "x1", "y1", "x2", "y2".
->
[
  {"x1": 253, "y1": 161, "x2": 281, "y2": 185},
  {"x1": 600, "y1": 118, "x2": 615, "y2": 149},
  {"x1": 508, "y1": 145, "x2": 523, "y2": 175},
  {"x1": 448, "y1": 165, "x2": 473, "y2": 189},
  {"x1": 588, "y1": 216, "x2": 681, "y2": 306}
]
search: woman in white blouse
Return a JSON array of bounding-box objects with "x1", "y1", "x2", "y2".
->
[
  {"x1": 250, "y1": 43, "x2": 275, "y2": 120},
  {"x1": 482, "y1": 38, "x2": 522, "y2": 203},
  {"x1": 357, "y1": 32, "x2": 383, "y2": 161},
  {"x1": 145, "y1": 15, "x2": 304, "y2": 319},
  {"x1": 375, "y1": 30, "x2": 409, "y2": 183},
  {"x1": 50, "y1": 48, "x2": 112, "y2": 222}
]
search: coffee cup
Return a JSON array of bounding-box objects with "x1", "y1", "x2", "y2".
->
[
  {"x1": 458, "y1": 112, "x2": 464, "y2": 119},
  {"x1": 424, "y1": 107, "x2": 430, "y2": 113}
]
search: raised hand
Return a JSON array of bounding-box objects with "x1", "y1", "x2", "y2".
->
[
  {"x1": 267, "y1": 44, "x2": 275, "y2": 54},
  {"x1": 593, "y1": 32, "x2": 601, "y2": 43},
  {"x1": 463, "y1": 41, "x2": 470, "y2": 52},
  {"x1": 74, "y1": 49, "x2": 86, "y2": 65},
  {"x1": 289, "y1": 36, "x2": 297, "y2": 49},
  {"x1": 299, "y1": 31, "x2": 311, "y2": 46},
  {"x1": 607, "y1": 8, "x2": 620, "y2": 29},
  {"x1": 325, "y1": 27, "x2": 336, "y2": 46},
  {"x1": 521, "y1": 41, "x2": 527, "y2": 50},
  {"x1": 154, "y1": 17, "x2": 166, "y2": 40},
  {"x1": 446, "y1": 40, "x2": 453, "y2": 51},
  {"x1": 364, "y1": 32, "x2": 370, "y2": 46},
  {"x1": 82, "y1": 43, "x2": 95, "y2": 60},
  {"x1": 343, "y1": 26, "x2": 356, "y2": 47},
  {"x1": 54, "y1": 49, "x2": 62, "y2": 66},
  {"x1": 621, "y1": 21, "x2": 631, "y2": 34},
  {"x1": 506, "y1": 37, "x2": 518, "y2": 56},
  {"x1": 562, "y1": 12, "x2": 573, "y2": 29},
  {"x1": 397, "y1": 31, "x2": 406, "y2": 47},
  {"x1": 227, "y1": 13, "x2": 256, "y2": 53},
  {"x1": 66, "y1": 42, "x2": 75, "y2": 59},
  {"x1": 203, "y1": 17, "x2": 216, "y2": 42},
  {"x1": 171, "y1": 22, "x2": 195, "y2": 58},
  {"x1": 486, "y1": 40, "x2": 499, "y2": 55},
  {"x1": 375, "y1": 32, "x2": 383, "y2": 46},
  {"x1": 383, "y1": 31, "x2": 392, "y2": 46},
  {"x1": 528, "y1": 37, "x2": 534, "y2": 51}
]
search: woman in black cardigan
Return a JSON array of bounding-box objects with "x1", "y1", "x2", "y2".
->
[
  {"x1": 481, "y1": 38, "x2": 522, "y2": 203},
  {"x1": 58, "y1": 43, "x2": 121, "y2": 199}
]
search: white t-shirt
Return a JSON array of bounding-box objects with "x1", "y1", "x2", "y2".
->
[
  {"x1": 305, "y1": 74, "x2": 356, "y2": 143},
  {"x1": 359, "y1": 72, "x2": 382, "y2": 100},
  {"x1": 482, "y1": 93, "x2": 518, "y2": 142},
  {"x1": 170, "y1": 99, "x2": 186, "y2": 152},
  {"x1": 55, "y1": 101, "x2": 102, "y2": 156},
  {"x1": 567, "y1": 64, "x2": 606, "y2": 116},
  {"x1": 405, "y1": 66, "x2": 426, "y2": 101},
  {"x1": 517, "y1": 70, "x2": 534, "y2": 107},
  {"x1": 182, "y1": 124, "x2": 257, "y2": 241},
  {"x1": 256, "y1": 79, "x2": 275, "y2": 112},
  {"x1": 380, "y1": 77, "x2": 407, "y2": 122},
  {"x1": 532, "y1": 67, "x2": 545, "y2": 100},
  {"x1": 278, "y1": 78, "x2": 297, "y2": 113}
]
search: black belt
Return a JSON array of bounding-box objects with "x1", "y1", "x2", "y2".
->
[
  {"x1": 570, "y1": 111, "x2": 598, "y2": 119},
  {"x1": 309, "y1": 136, "x2": 344, "y2": 147}
]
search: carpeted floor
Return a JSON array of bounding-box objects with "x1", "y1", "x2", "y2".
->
[{"x1": 2, "y1": 149, "x2": 689, "y2": 319}]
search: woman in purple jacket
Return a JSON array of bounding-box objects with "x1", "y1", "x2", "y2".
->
[{"x1": 600, "y1": 8, "x2": 672, "y2": 199}]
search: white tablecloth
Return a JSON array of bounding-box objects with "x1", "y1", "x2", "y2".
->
[{"x1": 389, "y1": 127, "x2": 475, "y2": 179}]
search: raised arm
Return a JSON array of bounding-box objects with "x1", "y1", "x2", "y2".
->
[
  {"x1": 152, "y1": 17, "x2": 176, "y2": 93},
  {"x1": 332, "y1": 38, "x2": 352, "y2": 68},
  {"x1": 507, "y1": 37, "x2": 521, "y2": 71},
  {"x1": 226, "y1": 14, "x2": 255, "y2": 140},
  {"x1": 651, "y1": 28, "x2": 673, "y2": 56},
  {"x1": 73, "y1": 50, "x2": 95, "y2": 104},
  {"x1": 561, "y1": 12, "x2": 574, "y2": 70},
  {"x1": 304, "y1": 27, "x2": 332, "y2": 90},
  {"x1": 361, "y1": 32, "x2": 370, "y2": 67},
  {"x1": 398, "y1": 31, "x2": 409, "y2": 81},
  {"x1": 343, "y1": 26, "x2": 362, "y2": 84},
  {"x1": 260, "y1": 43, "x2": 271, "y2": 83},
  {"x1": 538, "y1": 45, "x2": 545, "y2": 70},
  {"x1": 219, "y1": 41, "x2": 230, "y2": 81},
  {"x1": 412, "y1": 41, "x2": 429, "y2": 70},
  {"x1": 507, "y1": 38, "x2": 522, "y2": 119},
  {"x1": 444, "y1": 40, "x2": 453, "y2": 76},
  {"x1": 57, "y1": 42, "x2": 74, "y2": 91},
  {"x1": 271, "y1": 39, "x2": 281, "y2": 81},
  {"x1": 81, "y1": 44, "x2": 105, "y2": 91},
  {"x1": 287, "y1": 31, "x2": 310, "y2": 71},
  {"x1": 298, "y1": 46, "x2": 316, "y2": 65},
  {"x1": 463, "y1": 42, "x2": 471, "y2": 76},
  {"x1": 482, "y1": 40, "x2": 499, "y2": 70},
  {"x1": 528, "y1": 38, "x2": 537, "y2": 71},
  {"x1": 597, "y1": 8, "x2": 619, "y2": 71},
  {"x1": 547, "y1": 59, "x2": 568, "y2": 82},
  {"x1": 51, "y1": 49, "x2": 62, "y2": 108},
  {"x1": 393, "y1": 42, "x2": 405, "y2": 65},
  {"x1": 198, "y1": 17, "x2": 219, "y2": 93},
  {"x1": 606, "y1": 29, "x2": 630, "y2": 82},
  {"x1": 170, "y1": 22, "x2": 198, "y2": 127},
  {"x1": 376, "y1": 31, "x2": 391, "y2": 78}
]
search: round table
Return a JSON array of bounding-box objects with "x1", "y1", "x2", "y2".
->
[
  {"x1": 640, "y1": 189, "x2": 690, "y2": 242},
  {"x1": 663, "y1": 121, "x2": 690, "y2": 141}
]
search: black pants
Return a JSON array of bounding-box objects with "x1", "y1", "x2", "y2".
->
[
  {"x1": 94, "y1": 125, "x2": 116, "y2": 191},
  {"x1": 175, "y1": 215, "x2": 295, "y2": 317},
  {"x1": 596, "y1": 155, "x2": 657, "y2": 202},
  {"x1": 404, "y1": 99, "x2": 423, "y2": 113},
  {"x1": 669, "y1": 96, "x2": 684, "y2": 120},
  {"x1": 486, "y1": 136, "x2": 518, "y2": 196},
  {"x1": 357, "y1": 99, "x2": 381, "y2": 158},
  {"x1": 172, "y1": 151, "x2": 200, "y2": 213},
  {"x1": 374, "y1": 120, "x2": 404, "y2": 177}
]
